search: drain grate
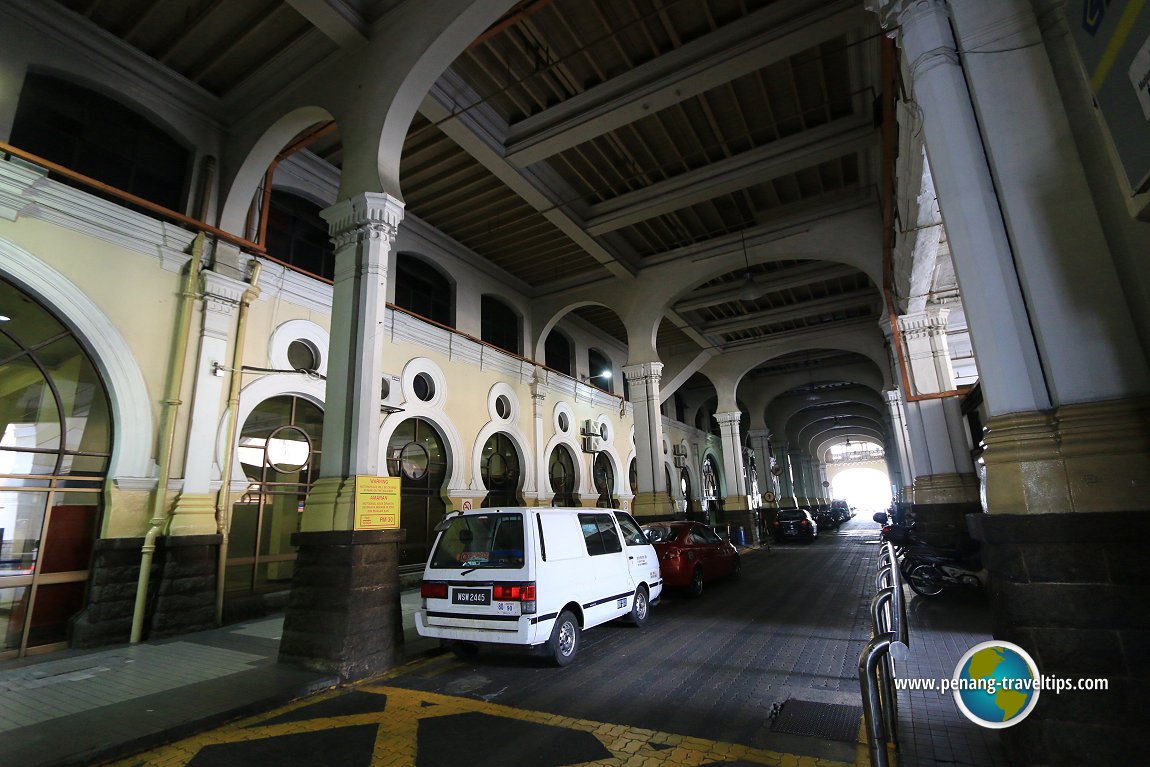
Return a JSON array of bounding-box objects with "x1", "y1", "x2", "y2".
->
[{"x1": 769, "y1": 699, "x2": 863, "y2": 742}]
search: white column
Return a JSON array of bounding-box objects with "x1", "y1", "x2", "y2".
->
[
  {"x1": 623, "y1": 361, "x2": 672, "y2": 516},
  {"x1": 870, "y1": 0, "x2": 1049, "y2": 417},
  {"x1": 714, "y1": 411, "x2": 746, "y2": 502},
  {"x1": 747, "y1": 428, "x2": 772, "y2": 503},
  {"x1": 530, "y1": 377, "x2": 547, "y2": 506},
  {"x1": 169, "y1": 269, "x2": 247, "y2": 536},
  {"x1": 945, "y1": 0, "x2": 1150, "y2": 404},
  {"x1": 303, "y1": 192, "x2": 403, "y2": 532},
  {"x1": 884, "y1": 390, "x2": 915, "y2": 500}
]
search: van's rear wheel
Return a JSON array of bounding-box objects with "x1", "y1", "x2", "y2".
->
[
  {"x1": 627, "y1": 586, "x2": 649, "y2": 627},
  {"x1": 547, "y1": 610, "x2": 580, "y2": 666}
]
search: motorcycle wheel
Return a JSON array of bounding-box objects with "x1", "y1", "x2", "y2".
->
[{"x1": 907, "y1": 562, "x2": 945, "y2": 598}]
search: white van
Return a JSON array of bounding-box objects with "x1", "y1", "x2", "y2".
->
[{"x1": 415, "y1": 507, "x2": 662, "y2": 665}]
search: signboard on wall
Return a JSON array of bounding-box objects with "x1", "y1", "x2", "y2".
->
[
  {"x1": 1070, "y1": 1, "x2": 1150, "y2": 193},
  {"x1": 353, "y1": 476, "x2": 401, "y2": 530}
]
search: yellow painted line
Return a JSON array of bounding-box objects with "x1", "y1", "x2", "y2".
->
[
  {"x1": 1091, "y1": 0, "x2": 1147, "y2": 92},
  {"x1": 103, "y1": 681, "x2": 861, "y2": 767}
]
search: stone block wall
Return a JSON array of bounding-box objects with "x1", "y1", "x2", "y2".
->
[{"x1": 972, "y1": 511, "x2": 1149, "y2": 766}]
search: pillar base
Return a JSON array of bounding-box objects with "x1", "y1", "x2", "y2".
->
[
  {"x1": 279, "y1": 528, "x2": 406, "y2": 682},
  {"x1": 149, "y1": 534, "x2": 221, "y2": 638},
  {"x1": 719, "y1": 507, "x2": 760, "y2": 546},
  {"x1": 969, "y1": 511, "x2": 1147, "y2": 766},
  {"x1": 300, "y1": 476, "x2": 358, "y2": 532},
  {"x1": 982, "y1": 397, "x2": 1150, "y2": 515},
  {"x1": 911, "y1": 473, "x2": 981, "y2": 547},
  {"x1": 168, "y1": 492, "x2": 220, "y2": 536},
  {"x1": 630, "y1": 491, "x2": 676, "y2": 519}
]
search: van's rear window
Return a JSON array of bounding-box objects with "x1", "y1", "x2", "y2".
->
[{"x1": 429, "y1": 513, "x2": 525, "y2": 569}]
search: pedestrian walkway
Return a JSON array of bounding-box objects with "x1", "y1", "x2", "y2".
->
[{"x1": 0, "y1": 528, "x2": 1007, "y2": 767}]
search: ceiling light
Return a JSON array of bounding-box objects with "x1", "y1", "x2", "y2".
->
[
  {"x1": 736, "y1": 230, "x2": 767, "y2": 301},
  {"x1": 0, "y1": 315, "x2": 9, "y2": 322}
]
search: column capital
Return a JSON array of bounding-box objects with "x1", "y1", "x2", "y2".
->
[
  {"x1": 321, "y1": 192, "x2": 405, "y2": 252},
  {"x1": 897, "y1": 305, "x2": 950, "y2": 340},
  {"x1": 885, "y1": 388, "x2": 903, "y2": 405},
  {"x1": 865, "y1": 0, "x2": 945, "y2": 31},
  {"x1": 622, "y1": 361, "x2": 664, "y2": 383},
  {"x1": 713, "y1": 411, "x2": 742, "y2": 426}
]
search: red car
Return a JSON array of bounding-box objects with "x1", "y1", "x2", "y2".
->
[{"x1": 641, "y1": 521, "x2": 741, "y2": 596}]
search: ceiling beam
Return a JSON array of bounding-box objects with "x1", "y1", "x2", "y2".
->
[
  {"x1": 420, "y1": 79, "x2": 639, "y2": 281},
  {"x1": 583, "y1": 115, "x2": 875, "y2": 235},
  {"x1": 674, "y1": 263, "x2": 860, "y2": 312},
  {"x1": 285, "y1": 0, "x2": 367, "y2": 47},
  {"x1": 502, "y1": 0, "x2": 868, "y2": 167},
  {"x1": 700, "y1": 289, "x2": 878, "y2": 334}
]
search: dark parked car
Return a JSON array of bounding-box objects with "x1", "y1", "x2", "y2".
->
[
  {"x1": 829, "y1": 499, "x2": 853, "y2": 525},
  {"x1": 641, "y1": 521, "x2": 740, "y2": 596},
  {"x1": 773, "y1": 508, "x2": 818, "y2": 542}
]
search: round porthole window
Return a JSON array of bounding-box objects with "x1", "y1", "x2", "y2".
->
[
  {"x1": 495, "y1": 394, "x2": 512, "y2": 420},
  {"x1": 599, "y1": 422, "x2": 608, "y2": 441},
  {"x1": 265, "y1": 425, "x2": 312, "y2": 473},
  {"x1": 413, "y1": 372, "x2": 435, "y2": 402},
  {"x1": 398, "y1": 442, "x2": 430, "y2": 480},
  {"x1": 287, "y1": 340, "x2": 318, "y2": 372},
  {"x1": 558, "y1": 412, "x2": 569, "y2": 432},
  {"x1": 380, "y1": 377, "x2": 391, "y2": 400}
]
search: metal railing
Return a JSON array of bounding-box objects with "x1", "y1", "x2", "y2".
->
[{"x1": 858, "y1": 540, "x2": 910, "y2": 767}]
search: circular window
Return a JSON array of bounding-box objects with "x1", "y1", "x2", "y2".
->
[
  {"x1": 599, "y1": 422, "x2": 608, "y2": 441},
  {"x1": 413, "y1": 372, "x2": 435, "y2": 402},
  {"x1": 398, "y1": 441, "x2": 430, "y2": 480},
  {"x1": 287, "y1": 340, "x2": 317, "y2": 372},
  {"x1": 381, "y1": 377, "x2": 391, "y2": 400},
  {"x1": 495, "y1": 394, "x2": 511, "y2": 420},
  {"x1": 558, "y1": 412, "x2": 569, "y2": 432},
  {"x1": 266, "y1": 425, "x2": 312, "y2": 472}
]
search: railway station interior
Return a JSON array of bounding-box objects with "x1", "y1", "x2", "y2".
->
[{"x1": 0, "y1": 0, "x2": 1147, "y2": 765}]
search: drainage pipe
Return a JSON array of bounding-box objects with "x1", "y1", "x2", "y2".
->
[
  {"x1": 130, "y1": 233, "x2": 205, "y2": 643},
  {"x1": 214, "y1": 260, "x2": 262, "y2": 625}
]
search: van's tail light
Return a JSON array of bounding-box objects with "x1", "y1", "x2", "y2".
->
[
  {"x1": 421, "y1": 581, "x2": 448, "y2": 600},
  {"x1": 660, "y1": 547, "x2": 681, "y2": 561},
  {"x1": 493, "y1": 582, "x2": 537, "y2": 614}
]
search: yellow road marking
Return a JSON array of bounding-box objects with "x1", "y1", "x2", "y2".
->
[
  {"x1": 104, "y1": 683, "x2": 858, "y2": 767},
  {"x1": 1091, "y1": 0, "x2": 1147, "y2": 92}
]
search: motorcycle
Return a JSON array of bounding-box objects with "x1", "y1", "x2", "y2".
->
[{"x1": 898, "y1": 543, "x2": 987, "y2": 598}]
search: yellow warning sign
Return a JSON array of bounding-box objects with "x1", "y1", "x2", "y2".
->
[{"x1": 353, "y1": 475, "x2": 401, "y2": 530}]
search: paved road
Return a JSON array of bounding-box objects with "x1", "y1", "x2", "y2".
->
[
  {"x1": 385, "y1": 517, "x2": 878, "y2": 758},
  {"x1": 106, "y1": 517, "x2": 896, "y2": 767}
]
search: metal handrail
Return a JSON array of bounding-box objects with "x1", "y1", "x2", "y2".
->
[{"x1": 859, "y1": 540, "x2": 911, "y2": 767}]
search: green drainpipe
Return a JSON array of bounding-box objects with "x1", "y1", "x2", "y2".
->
[
  {"x1": 214, "y1": 260, "x2": 261, "y2": 625},
  {"x1": 130, "y1": 233, "x2": 204, "y2": 644}
]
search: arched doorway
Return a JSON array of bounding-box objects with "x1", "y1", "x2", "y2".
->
[
  {"x1": 0, "y1": 276, "x2": 112, "y2": 658},
  {"x1": 480, "y1": 432, "x2": 522, "y2": 507},
  {"x1": 593, "y1": 452, "x2": 617, "y2": 508},
  {"x1": 548, "y1": 444, "x2": 579, "y2": 506},
  {"x1": 226, "y1": 395, "x2": 323, "y2": 605},
  {"x1": 387, "y1": 418, "x2": 449, "y2": 569}
]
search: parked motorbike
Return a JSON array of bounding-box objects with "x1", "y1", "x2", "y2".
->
[{"x1": 898, "y1": 543, "x2": 987, "y2": 598}]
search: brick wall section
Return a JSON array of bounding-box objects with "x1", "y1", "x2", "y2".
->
[
  {"x1": 279, "y1": 529, "x2": 405, "y2": 682},
  {"x1": 69, "y1": 535, "x2": 221, "y2": 647},
  {"x1": 970, "y1": 512, "x2": 1150, "y2": 766},
  {"x1": 149, "y1": 535, "x2": 221, "y2": 638}
]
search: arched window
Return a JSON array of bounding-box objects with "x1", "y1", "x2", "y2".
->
[
  {"x1": 593, "y1": 452, "x2": 616, "y2": 508},
  {"x1": 587, "y1": 348, "x2": 612, "y2": 393},
  {"x1": 629, "y1": 458, "x2": 637, "y2": 495},
  {"x1": 265, "y1": 191, "x2": 334, "y2": 280},
  {"x1": 0, "y1": 277, "x2": 112, "y2": 658},
  {"x1": 394, "y1": 255, "x2": 453, "y2": 327},
  {"x1": 10, "y1": 73, "x2": 190, "y2": 212},
  {"x1": 680, "y1": 467, "x2": 693, "y2": 505},
  {"x1": 548, "y1": 445, "x2": 578, "y2": 507},
  {"x1": 481, "y1": 295, "x2": 521, "y2": 355},
  {"x1": 228, "y1": 395, "x2": 323, "y2": 603},
  {"x1": 544, "y1": 330, "x2": 572, "y2": 376},
  {"x1": 386, "y1": 418, "x2": 449, "y2": 568},
  {"x1": 480, "y1": 433, "x2": 522, "y2": 507}
]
